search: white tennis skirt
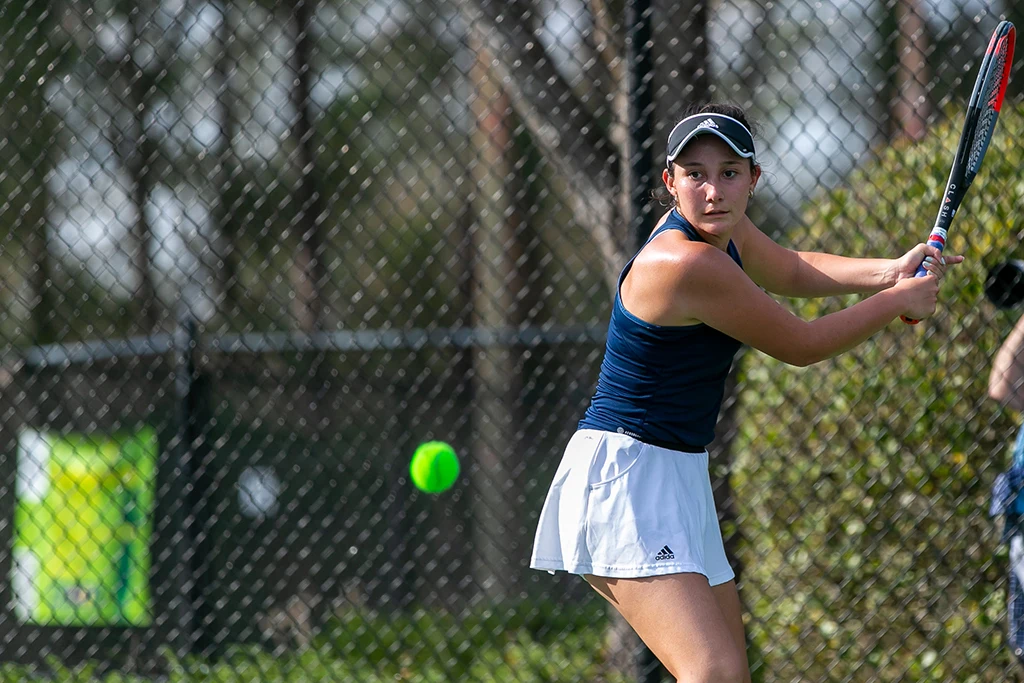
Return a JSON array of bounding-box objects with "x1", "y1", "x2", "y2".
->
[{"x1": 530, "y1": 429, "x2": 734, "y2": 585}]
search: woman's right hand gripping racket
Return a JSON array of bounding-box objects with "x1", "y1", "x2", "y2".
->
[{"x1": 902, "y1": 20, "x2": 1016, "y2": 324}]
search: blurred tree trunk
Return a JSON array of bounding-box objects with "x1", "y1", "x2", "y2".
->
[
  {"x1": 458, "y1": 0, "x2": 715, "y2": 275},
  {"x1": 466, "y1": 27, "x2": 528, "y2": 602},
  {"x1": 890, "y1": 0, "x2": 931, "y2": 141},
  {"x1": 605, "y1": 3, "x2": 711, "y2": 679},
  {"x1": 19, "y1": 98, "x2": 57, "y2": 345},
  {"x1": 213, "y1": 0, "x2": 245, "y2": 320},
  {"x1": 437, "y1": 199, "x2": 478, "y2": 609},
  {"x1": 285, "y1": 0, "x2": 328, "y2": 332},
  {"x1": 461, "y1": 0, "x2": 711, "y2": 675},
  {"x1": 118, "y1": 0, "x2": 160, "y2": 332},
  {"x1": 1, "y1": 2, "x2": 61, "y2": 344},
  {"x1": 652, "y1": 0, "x2": 710, "y2": 134},
  {"x1": 460, "y1": 0, "x2": 627, "y2": 288}
]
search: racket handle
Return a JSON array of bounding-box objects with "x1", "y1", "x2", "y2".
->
[{"x1": 900, "y1": 232, "x2": 946, "y2": 325}]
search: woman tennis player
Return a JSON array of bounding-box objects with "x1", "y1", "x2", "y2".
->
[{"x1": 530, "y1": 103, "x2": 963, "y2": 681}]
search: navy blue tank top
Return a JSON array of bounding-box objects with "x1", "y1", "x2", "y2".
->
[{"x1": 578, "y1": 210, "x2": 744, "y2": 451}]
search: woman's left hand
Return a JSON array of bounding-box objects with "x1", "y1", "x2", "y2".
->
[{"x1": 892, "y1": 244, "x2": 964, "y2": 284}]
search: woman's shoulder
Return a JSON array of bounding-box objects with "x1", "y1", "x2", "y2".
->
[
  {"x1": 631, "y1": 232, "x2": 735, "y2": 287},
  {"x1": 623, "y1": 231, "x2": 743, "y2": 326},
  {"x1": 635, "y1": 229, "x2": 699, "y2": 266},
  {"x1": 644, "y1": 228, "x2": 736, "y2": 262}
]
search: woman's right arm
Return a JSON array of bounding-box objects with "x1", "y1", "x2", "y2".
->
[
  {"x1": 989, "y1": 315, "x2": 1024, "y2": 410},
  {"x1": 671, "y1": 244, "x2": 940, "y2": 367}
]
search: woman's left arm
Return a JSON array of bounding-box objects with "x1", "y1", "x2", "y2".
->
[{"x1": 739, "y1": 217, "x2": 962, "y2": 297}]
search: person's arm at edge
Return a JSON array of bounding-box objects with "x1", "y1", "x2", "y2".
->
[{"x1": 990, "y1": 315, "x2": 1024, "y2": 411}]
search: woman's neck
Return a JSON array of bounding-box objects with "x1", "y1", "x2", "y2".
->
[{"x1": 673, "y1": 208, "x2": 733, "y2": 252}]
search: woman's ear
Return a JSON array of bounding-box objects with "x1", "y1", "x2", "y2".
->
[{"x1": 662, "y1": 167, "x2": 674, "y2": 196}]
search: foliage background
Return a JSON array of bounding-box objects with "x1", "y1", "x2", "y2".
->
[
  {"x1": 735, "y1": 105, "x2": 1024, "y2": 682},
  {"x1": 1, "y1": 1, "x2": 1023, "y2": 682}
]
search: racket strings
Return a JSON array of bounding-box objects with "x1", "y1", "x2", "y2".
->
[
  {"x1": 984, "y1": 49, "x2": 1012, "y2": 108},
  {"x1": 968, "y1": 108, "x2": 998, "y2": 170},
  {"x1": 967, "y1": 48, "x2": 1011, "y2": 174}
]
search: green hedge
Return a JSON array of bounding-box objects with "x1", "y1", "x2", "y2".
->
[
  {"x1": 735, "y1": 105, "x2": 1024, "y2": 682},
  {"x1": 0, "y1": 603, "x2": 627, "y2": 682}
]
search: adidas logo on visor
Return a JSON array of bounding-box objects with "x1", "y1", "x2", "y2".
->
[{"x1": 665, "y1": 113, "x2": 756, "y2": 167}]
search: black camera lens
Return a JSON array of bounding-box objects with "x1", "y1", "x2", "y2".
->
[{"x1": 985, "y1": 260, "x2": 1024, "y2": 309}]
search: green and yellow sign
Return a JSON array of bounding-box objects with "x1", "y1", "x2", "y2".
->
[{"x1": 12, "y1": 428, "x2": 156, "y2": 626}]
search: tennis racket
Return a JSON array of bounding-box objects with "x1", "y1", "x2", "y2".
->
[{"x1": 902, "y1": 20, "x2": 1015, "y2": 324}]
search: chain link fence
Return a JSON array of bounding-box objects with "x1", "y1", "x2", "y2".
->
[{"x1": 1, "y1": 0, "x2": 1023, "y2": 680}]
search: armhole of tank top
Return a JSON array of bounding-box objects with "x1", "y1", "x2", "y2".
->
[{"x1": 616, "y1": 229, "x2": 703, "y2": 331}]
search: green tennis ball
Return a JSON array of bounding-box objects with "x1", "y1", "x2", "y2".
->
[{"x1": 410, "y1": 441, "x2": 460, "y2": 494}]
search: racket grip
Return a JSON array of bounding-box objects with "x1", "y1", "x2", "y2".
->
[{"x1": 900, "y1": 232, "x2": 947, "y2": 325}]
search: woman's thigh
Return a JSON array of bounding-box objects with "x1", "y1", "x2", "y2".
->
[
  {"x1": 586, "y1": 572, "x2": 749, "y2": 682},
  {"x1": 711, "y1": 580, "x2": 748, "y2": 677}
]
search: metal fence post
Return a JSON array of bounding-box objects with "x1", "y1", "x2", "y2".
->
[
  {"x1": 171, "y1": 313, "x2": 203, "y2": 656},
  {"x1": 628, "y1": 0, "x2": 655, "y2": 251}
]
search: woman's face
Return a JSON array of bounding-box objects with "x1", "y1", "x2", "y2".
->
[{"x1": 662, "y1": 136, "x2": 760, "y2": 241}]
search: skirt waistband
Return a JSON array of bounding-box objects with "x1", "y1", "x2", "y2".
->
[{"x1": 582, "y1": 428, "x2": 705, "y2": 454}]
